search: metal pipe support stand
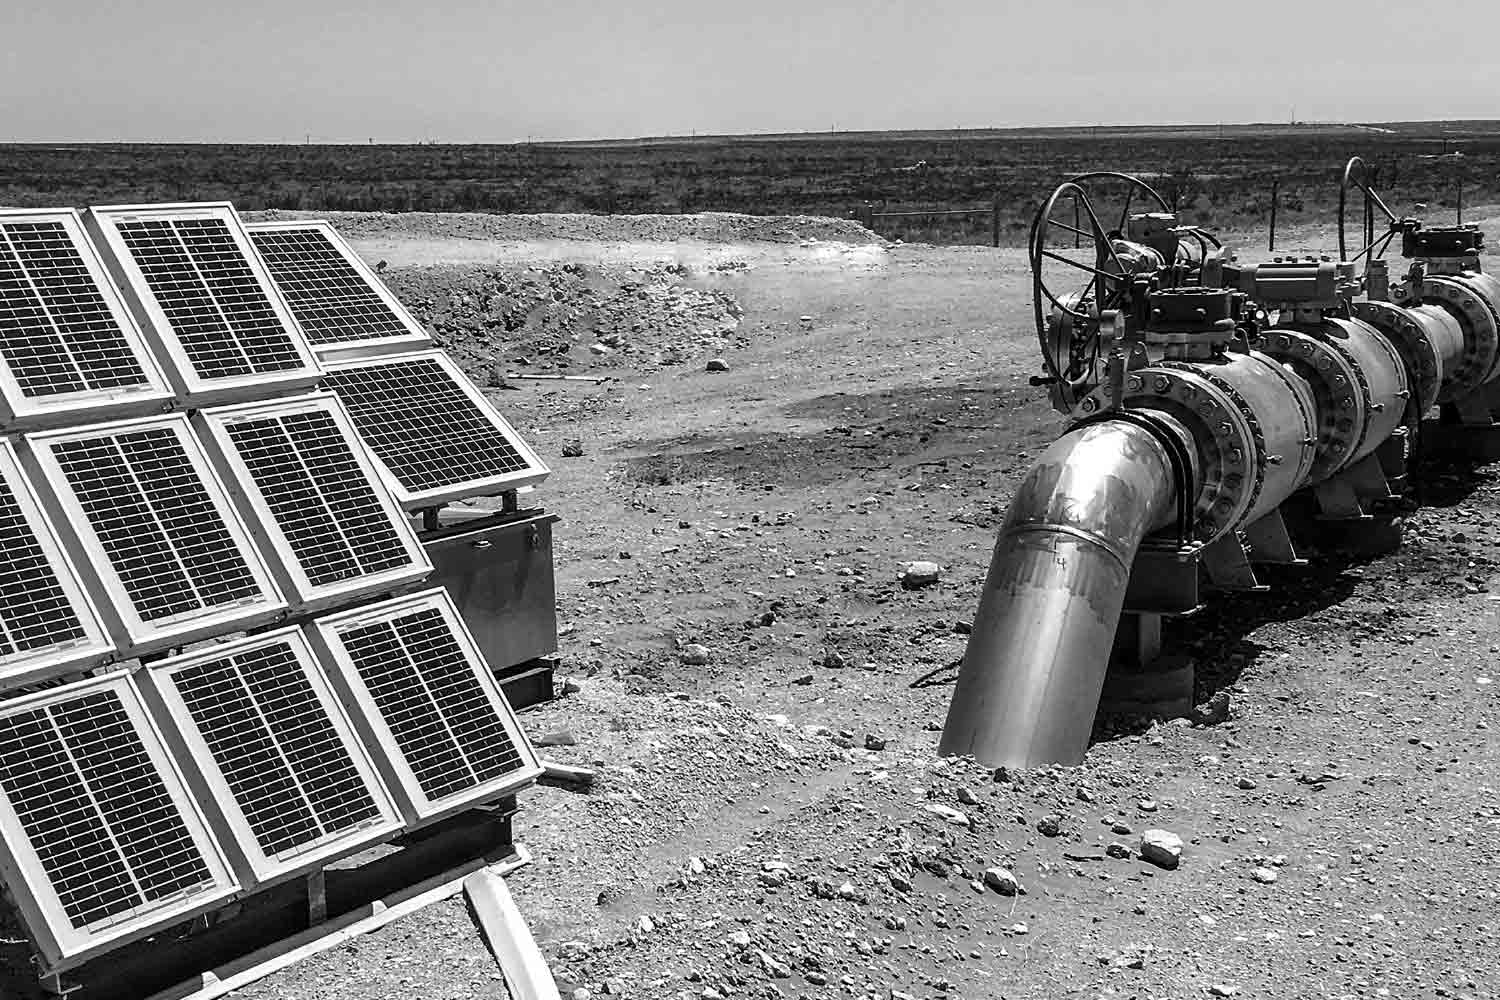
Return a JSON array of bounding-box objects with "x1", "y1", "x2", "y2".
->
[{"x1": 1098, "y1": 612, "x2": 1195, "y2": 720}]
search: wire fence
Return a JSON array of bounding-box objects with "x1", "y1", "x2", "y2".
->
[{"x1": 856, "y1": 199, "x2": 1002, "y2": 246}]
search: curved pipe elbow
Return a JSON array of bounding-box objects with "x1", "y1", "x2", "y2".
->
[{"x1": 939, "y1": 417, "x2": 1184, "y2": 768}]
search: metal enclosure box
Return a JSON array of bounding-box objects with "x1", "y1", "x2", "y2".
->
[{"x1": 420, "y1": 511, "x2": 559, "y2": 676}]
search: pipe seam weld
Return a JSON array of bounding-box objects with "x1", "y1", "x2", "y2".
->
[{"x1": 999, "y1": 522, "x2": 1133, "y2": 571}]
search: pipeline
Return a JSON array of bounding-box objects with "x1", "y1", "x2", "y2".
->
[
  {"x1": 942, "y1": 171, "x2": 1500, "y2": 769},
  {"x1": 938, "y1": 419, "x2": 1184, "y2": 766}
]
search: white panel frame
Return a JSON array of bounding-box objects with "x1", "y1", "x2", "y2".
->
[
  {"x1": 83, "y1": 203, "x2": 323, "y2": 408},
  {"x1": 325, "y1": 350, "x2": 551, "y2": 509},
  {"x1": 0, "y1": 438, "x2": 114, "y2": 688},
  {"x1": 20, "y1": 413, "x2": 287, "y2": 658},
  {"x1": 194, "y1": 392, "x2": 431, "y2": 613},
  {"x1": 0, "y1": 672, "x2": 239, "y2": 974},
  {"x1": 138, "y1": 627, "x2": 405, "y2": 889},
  {"x1": 0, "y1": 208, "x2": 174, "y2": 430},
  {"x1": 307, "y1": 588, "x2": 543, "y2": 828},
  {"x1": 243, "y1": 219, "x2": 433, "y2": 362}
]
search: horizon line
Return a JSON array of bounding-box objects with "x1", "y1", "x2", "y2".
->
[{"x1": 2, "y1": 117, "x2": 1496, "y2": 147}]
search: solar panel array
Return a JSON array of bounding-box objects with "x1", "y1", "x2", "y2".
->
[
  {"x1": 0, "y1": 210, "x2": 170, "y2": 427},
  {"x1": 85, "y1": 205, "x2": 321, "y2": 405},
  {"x1": 197, "y1": 395, "x2": 429, "y2": 610},
  {"x1": 312, "y1": 590, "x2": 541, "y2": 822},
  {"x1": 0, "y1": 203, "x2": 547, "y2": 976},
  {"x1": 245, "y1": 222, "x2": 430, "y2": 355},
  {"x1": 324, "y1": 351, "x2": 550, "y2": 507}
]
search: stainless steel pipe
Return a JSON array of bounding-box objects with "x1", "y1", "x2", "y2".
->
[{"x1": 938, "y1": 417, "x2": 1187, "y2": 768}]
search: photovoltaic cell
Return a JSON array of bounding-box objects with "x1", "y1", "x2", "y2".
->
[
  {"x1": 167, "y1": 639, "x2": 383, "y2": 858},
  {"x1": 0, "y1": 218, "x2": 152, "y2": 401},
  {"x1": 324, "y1": 355, "x2": 542, "y2": 499},
  {"x1": 110, "y1": 216, "x2": 305, "y2": 381},
  {"x1": 337, "y1": 606, "x2": 525, "y2": 803},
  {"x1": 47, "y1": 425, "x2": 261, "y2": 623},
  {"x1": 0, "y1": 473, "x2": 87, "y2": 662},
  {"x1": 248, "y1": 226, "x2": 419, "y2": 348},
  {"x1": 221, "y1": 408, "x2": 412, "y2": 588},
  {"x1": 0, "y1": 687, "x2": 216, "y2": 929}
]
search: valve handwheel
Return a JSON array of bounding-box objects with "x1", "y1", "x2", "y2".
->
[
  {"x1": 1028, "y1": 171, "x2": 1171, "y2": 406},
  {"x1": 1338, "y1": 155, "x2": 1400, "y2": 268}
]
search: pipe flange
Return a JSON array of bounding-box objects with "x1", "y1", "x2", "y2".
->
[
  {"x1": 1351, "y1": 300, "x2": 1441, "y2": 412},
  {"x1": 1123, "y1": 364, "x2": 1258, "y2": 541},
  {"x1": 1242, "y1": 348, "x2": 1320, "y2": 491},
  {"x1": 1331, "y1": 316, "x2": 1406, "y2": 445},
  {"x1": 1455, "y1": 271, "x2": 1500, "y2": 385},
  {"x1": 1159, "y1": 360, "x2": 1268, "y2": 524},
  {"x1": 1251, "y1": 329, "x2": 1363, "y2": 483},
  {"x1": 1422, "y1": 275, "x2": 1500, "y2": 400}
]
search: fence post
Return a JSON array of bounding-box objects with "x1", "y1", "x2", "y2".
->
[
  {"x1": 992, "y1": 197, "x2": 1001, "y2": 248},
  {"x1": 1458, "y1": 171, "x2": 1464, "y2": 226},
  {"x1": 1269, "y1": 178, "x2": 1278, "y2": 252},
  {"x1": 861, "y1": 201, "x2": 875, "y2": 234}
]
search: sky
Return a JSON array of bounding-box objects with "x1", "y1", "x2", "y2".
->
[{"x1": 3, "y1": 0, "x2": 1499, "y2": 143}]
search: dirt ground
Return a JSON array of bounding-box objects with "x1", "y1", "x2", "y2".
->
[{"x1": 54, "y1": 210, "x2": 1500, "y2": 1000}]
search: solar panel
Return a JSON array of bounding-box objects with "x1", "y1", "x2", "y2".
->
[
  {"x1": 308, "y1": 588, "x2": 541, "y2": 825},
  {"x1": 0, "y1": 209, "x2": 172, "y2": 429},
  {"x1": 139, "y1": 628, "x2": 403, "y2": 885},
  {"x1": 83, "y1": 204, "x2": 321, "y2": 406},
  {"x1": 195, "y1": 393, "x2": 430, "y2": 612},
  {"x1": 323, "y1": 350, "x2": 549, "y2": 509},
  {"x1": 21, "y1": 413, "x2": 286, "y2": 657},
  {"x1": 0, "y1": 673, "x2": 237, "y2": 973},
  {"x1": 244, "y1": 221, "x2": 432, "y2": 359},
  {"x1": 0, "y1": 440, "x2": 113, "y2": 688}
]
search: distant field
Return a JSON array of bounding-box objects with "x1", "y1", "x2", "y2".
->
[{"x1": 2, "y1": 120, "x2": 1494, "y2": 246}]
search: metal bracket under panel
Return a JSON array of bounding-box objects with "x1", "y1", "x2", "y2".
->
[
  {"x1": 1123, "y1": 540, "x2": 1204, "y2": 616},
  {"x1": 1241, "y1": 509, "x2": 1306, "y2": 566},
  {"x1": 1200, "y1": 532, "x2": 1267, "y2": 593}
]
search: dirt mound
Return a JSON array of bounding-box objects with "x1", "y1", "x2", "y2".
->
[
  {"x1": 248, "y1": 209, "x2": 881, "y2": 246},
  {"x1": 382, "y1": 260, "x2": 745, "y2": 381}
]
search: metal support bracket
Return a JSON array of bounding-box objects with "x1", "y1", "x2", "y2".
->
[
  {"x1": 1376, "y1": 426, "x2": 1411, "y2": 493},
  {"x1": 1123, "y1": 540, "x2": 1204, "y2": 616},
  {"x1": 1344, "y1": 452, "x2": 1399, "y2": 504},
  {"x1": 1200, "y1": 532, "x2": 1267, "y2": 592},
  {"x1": 1313, "y1": 476, "x2": 1371, "y2": 521},
  {"x1": 1111, "y1": 612, "x2": 1163, "y2": 668},
  {"x1": 1241, "y1": 509, "x2": 1305, "y2": 566},
  {"x1": 1451, "y1": 391, "x2": 1495, "y2": 427}
]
